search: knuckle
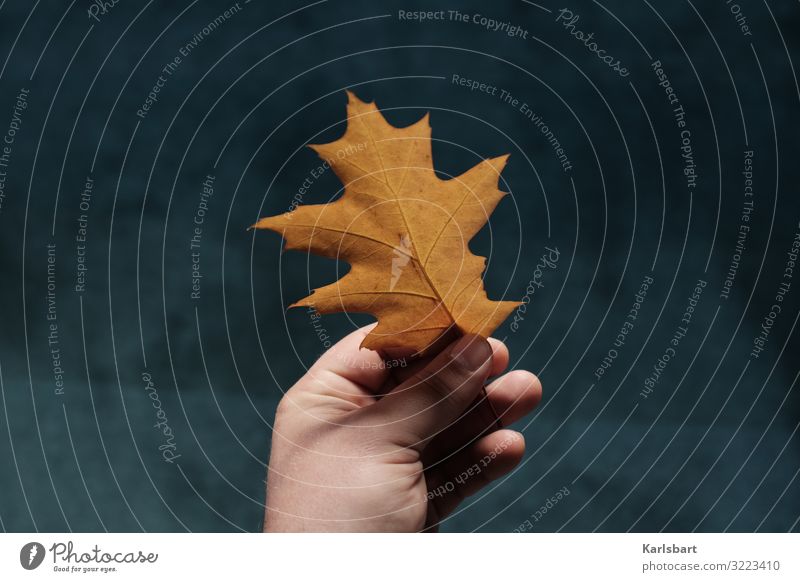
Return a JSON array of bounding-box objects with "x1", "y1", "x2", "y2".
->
[
  {"x1": 274, "y1": 393, "x2": 297, "y2": 419},
  {"x1": 416, "y1": 368, "x2": 457, "y2": 403}
]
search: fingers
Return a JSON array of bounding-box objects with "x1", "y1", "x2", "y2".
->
[
  {"x1": 368, "y1": 334, "x2": 494, "y2": 452},
  {"x1": 300, "y1": 323, "x2": 394, "y2": 394},
  {"x1": 424, "y1": 370, "x2": 542, "y2": 463},
  {"x1": 487, "y1": 338, "x2": 510, "y2": 377},
  {"x1": 307, "y1": 324, "x2": 508, "y2": 395},
  {"x1": 485, "y1": 370, "x2": 542, "y2": 427},
  {"x1": 425, "y1": 429, "x2": 525, "y2": 529},
  {"x1": 379, "y1": 337, "x2": 509, "y2": 393},
  {"x1": 298, "y1": 326, "x2": 511, "y2": 411}
]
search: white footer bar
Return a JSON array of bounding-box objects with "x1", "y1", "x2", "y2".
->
[{"x1": 1, "y1": 533, "x2": 797, "y2": 580}]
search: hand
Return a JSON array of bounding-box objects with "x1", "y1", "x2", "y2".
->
[{"x1": 263, "y1": 325, "x2": 542, "y2": 532}]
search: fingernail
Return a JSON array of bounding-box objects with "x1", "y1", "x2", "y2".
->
[{"x1": 449, "y1": 334, "x2": 492, "y2": 370}]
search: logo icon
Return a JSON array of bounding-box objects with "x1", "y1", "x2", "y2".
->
[{"x1": 20, "y1": 542, "x2": 45, "y2": 570}]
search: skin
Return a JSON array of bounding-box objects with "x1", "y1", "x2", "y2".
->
[{"x1": 263, "y1": 324, "x2": 542, "y2": 532}]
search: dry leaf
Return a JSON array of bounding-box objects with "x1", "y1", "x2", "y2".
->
[{"x1": 254, "y1": 91, "x2": 519, "y2": 355}]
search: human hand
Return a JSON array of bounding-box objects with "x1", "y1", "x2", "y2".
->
[{"x1": 263, "y1": 325, "x2": 542, "y2": 532}]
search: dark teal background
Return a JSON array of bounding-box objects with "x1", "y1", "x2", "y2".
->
[{"x1": 0, "y1": 0, "x2": 798, "y2": 532}]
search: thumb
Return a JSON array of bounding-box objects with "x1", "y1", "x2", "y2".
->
[{"x1": 370, "y1": 334, "x2": 493, "y2": 453}]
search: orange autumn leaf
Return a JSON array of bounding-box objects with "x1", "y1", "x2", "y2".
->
[{"x1": 254, "y1": 91, "x2": 519, "y2": 355}]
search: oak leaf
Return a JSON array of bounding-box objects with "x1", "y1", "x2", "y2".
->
[{"x1": 254, "y1": 91, "x2": 518, "y2": 355}]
